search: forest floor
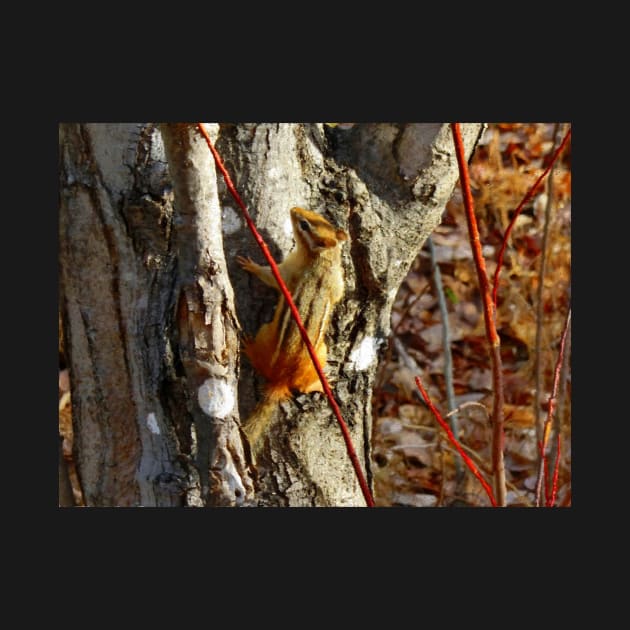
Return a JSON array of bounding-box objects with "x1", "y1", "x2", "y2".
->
[{"x1": 371, "y1": 122, "x2": 571, "y2": 507}]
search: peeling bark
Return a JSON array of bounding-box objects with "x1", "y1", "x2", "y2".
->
[
  {"x1": 160, "y1": 124, "x2": 254, "y2": 506},
  {"x1": 59, "y1": 123, "x2": 191, "y2": 506}
]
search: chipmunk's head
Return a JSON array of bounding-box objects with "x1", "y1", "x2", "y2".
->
[{"x1": 290, "y1": 207, "x2": 348, "y2": 253}]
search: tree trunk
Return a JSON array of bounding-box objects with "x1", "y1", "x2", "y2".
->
[
  {"x1": 59, "y1": 122, "x2": 482, "y2": 507},
  {"x1": 159, "y1": 124, "x2": 253, "y2": 506},
  {"x1": 60, "y1": 123, "x2": 206, "y2": 506}
]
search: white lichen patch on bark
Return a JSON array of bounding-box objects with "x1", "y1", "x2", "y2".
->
[
  {"x1": 349, "y1": 336, "x2": 379, "y2": 371},
  {"x1": 223, "y1": 456, "x2": 247, "y2": 506},
  {"x1": 221, "y1": 205, "x2": 242, "y2": 235},
  {"x1": 146, "y1": 412, "x2": 160, "y2": 435},
  {"x1": 197, "y1": 378, "x2": 235, "y2": 418}
]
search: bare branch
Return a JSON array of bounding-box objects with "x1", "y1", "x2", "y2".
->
[
  {"x1": 535, "y1": 307, "x2": 571, "y2": 506},
  {"x1": 451, "y1": 123, "x2": 506, "y2": 506}
]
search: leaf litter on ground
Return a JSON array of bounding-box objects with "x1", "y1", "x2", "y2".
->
[{"x1": 372, "y1": 122, "x2": 571, "y2": 507}]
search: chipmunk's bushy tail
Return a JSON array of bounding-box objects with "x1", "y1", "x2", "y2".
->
[{"x1": 242, "y1": 384, "x2": 290, "y2": 456}]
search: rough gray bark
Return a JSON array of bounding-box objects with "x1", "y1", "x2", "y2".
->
[
  {"x1": 59, "y1": 123, "x2": 197, "y2": 506},
  {"x1": 59, "y1": 122, "x2": 482, "y2": 507},
  {"x1": 221, "y1": 123, "x2": 483, "y2": 506},
  {"x1": 159, "y1": 124, "x2": 253, "y2": 506}
]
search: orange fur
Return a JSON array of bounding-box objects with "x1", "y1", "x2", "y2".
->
[{"x1": 238, "y1": 207, "x2": 347, "y2": 457}]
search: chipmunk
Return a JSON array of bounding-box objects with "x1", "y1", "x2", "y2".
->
[{"x1": 236, "y1": 206, "x2": 348, "y2": 457}]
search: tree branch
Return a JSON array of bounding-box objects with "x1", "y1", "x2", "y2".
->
[
  {"x1": 160, "y1": 123, "x2": 254, "y2": 506},
  {"x1": 451, "y1": 123, "x2": 507, "y2": 506},
  {"x1": 535, "y1": 308, "x2": 571, "y2": 506}
]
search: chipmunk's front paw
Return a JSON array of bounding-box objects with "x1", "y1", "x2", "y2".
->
[{"x1": 236, "y1": 255, "x2": 259, "y2": 275}]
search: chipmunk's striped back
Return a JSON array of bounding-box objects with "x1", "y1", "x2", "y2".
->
[{"x1": 237, "y1": 207, "x2": 348, "y2": 454}]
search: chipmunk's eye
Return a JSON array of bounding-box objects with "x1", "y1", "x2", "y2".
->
[{"x1": 299, "y1": 219, "x2": 311, "y2": 232}]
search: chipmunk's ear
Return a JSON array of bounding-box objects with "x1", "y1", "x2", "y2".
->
[{"x1": 336, "y1": 228, "x2": 348, "y2": 242}]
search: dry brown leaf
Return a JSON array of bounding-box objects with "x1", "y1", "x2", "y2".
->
[{"x1": 503, "y1": 404, "x2": 535, "y2": 428}]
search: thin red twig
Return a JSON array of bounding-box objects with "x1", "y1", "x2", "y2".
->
[
  {"x1": 415, "y1": 376, "x2": 497, "y2": 507},
  {"x1": 534, "y1": 123, "x2": 563, "y2": 447},
  {"x1": 451, "y1": 123, "x2": 507, "y2": 506},
  {"x1": 492, "y1": 127, "x2": 572, "y2": 307},
  {"x1": 542, "y1": 446, "x2": 550, "y2": 505},
  {"x1": 535, "y1": 307, "x2": 571, "y2": 506},
  {"x1": 196, "y1": 123, "x2": 375, "y2": 507},
  {"x1": 547, "y1": 434, "x2": 561, "y2": 507}
]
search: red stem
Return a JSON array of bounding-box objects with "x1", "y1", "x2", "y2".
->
[
  {"x1": 535, "y1": 308, "x2": 571, "y2": 506},
  {"x1": 415, "y1": 377, "x2": 497, "y2": 507},
  {"x1": 492, "y1": 127, "x2": 572, "y2": 307},
  {"x1": 542, "y1": 448, "x2": 550, "y2": 505},
  {"x1": 196, "y1": 123, "x2": 375, "y2": 507},
  {"x1": 451, "y1": 123, "x2": 507, "y2": 506},
  {"x1": 547, "y1": 434, "x2": 561, "y2": 507}
]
